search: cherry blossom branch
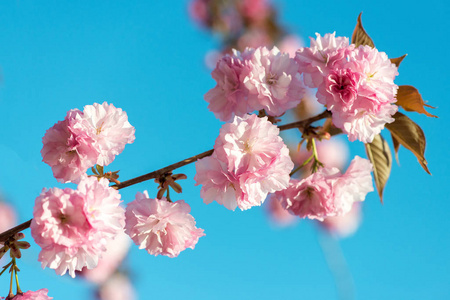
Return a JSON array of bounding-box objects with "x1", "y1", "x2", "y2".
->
[
  {"x1": 114, "y1": 110, "x2": 331, "y2": 189},
  {"x1": 113, "y1": 149, "x2": 214, "y2": 190},
  {"x1": 0, "y1": 110, "x2": 332, "y2": 242}
]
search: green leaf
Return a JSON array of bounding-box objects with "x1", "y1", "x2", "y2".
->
[
  {"x1": 95, "y1": 164, "x2": 104, "y2": 176},
  {"x1": 351, "y1": 13, "x2": 375, "y2": 47},
  {"x1": 365, "y1": 134, "x2": 392, "y2": 203},
  {"x1": 396, "y1": 85, "x2": 438, "y2": 118},
  {"x1": 385, "y1": 112, "x2": 431, "y2": 174}
]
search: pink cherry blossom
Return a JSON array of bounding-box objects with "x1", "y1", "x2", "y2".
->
[
  {"x1": 273, "y1": 156, "x2": 373, "y2": 220},
  {"x1": 125, "y1": 191, "x2": 204, "y2": 258},
  {"x1": 41, "y1": 103, "x2": 135, "y2": 182},
  {"x1": 83, "y1": 102, "x2": 135, "y2": 166},
  {"x1": 1, "y1": 289, "x2": 53, "y2": 300},
  {"x1": 194, "y1": 156, "x2": 242, "y2": 210},
  {"x1": 195, "y1": 114, "x2": 293, "y2": 210},
  {"x1": 77, "y1": 177, "x2": 125, "y2": 239},
  {"x1": 295, "y1": 32, "x2": 351, "y2": 88},
  {"x1": 317, "y1": 68, "x2": 362, "y2": 112},
  {"x1": 204, "y1": 51, "x2": 253, "y2": 122},
  {"x1": 41, "y1": 109, "x2": 100, "y2": 183},
  {"x1": 347, "y1": 45, "x2": 398, "y2": 106},
  {"x1": 31, "y1": 177, "x2": 125, "y2": 278},
  {"x1": 334, "y1": 156, "x2": 374, "y2": 213},
  {"x1": 273, "y1": 172, "x2": 338, "y2": 221},
  {"x1": 333, "y1": 105, "x2": 397, "y2": 143},
  {"x1": 315, "y1": 45, "x2": 399, "y2": 143},
  {"x1": 244, "y1": 46, "x2": 305, "y2": 116}
]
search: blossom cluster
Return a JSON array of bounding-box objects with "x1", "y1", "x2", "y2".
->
[
  {"x1": 189, "y1": 0, "x2": 280, "y2": 50},
  {"x1": 206, "y1": 33, "x2": 399, "y2": 143},
  {"x1": 272, "y1": 156, "x2": 373, "y2": 221},
  {"x1": 33, "y1": 102, "x2": 205, "y2": 283},
  {"x1": 204, "y1": 46, "x2": 305, "y2": 122},
  {"x1": 41, "y1": 102, "x2": 135, "y2": 183},
  {"x1": 195, "y1": 114, "x2": 293, "y2": 210},
  {"x1": 296, "y1": 33, "x2": 399, "y2": 142}
]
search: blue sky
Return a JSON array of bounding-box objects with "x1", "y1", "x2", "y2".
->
[{"x1": 0, "y1": 0, "x2": 448, "y2": 299}]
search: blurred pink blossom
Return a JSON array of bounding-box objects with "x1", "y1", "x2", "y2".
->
[
  {"x1": 0, "y1": 201, "x2": 17, "y2": 232},
  {"x1": 278, "y1": 35, "x2": 303, "y2": 58},
  {"x1": 125, "y1": 191, "x2": 204, "y2": 258},
  {"x1": 237, "y1": 29, "x2": 271, "y2": 49},
  {"x1": 0, "y1": 201, "x2": 17, "y2": 263},
  {"x1": 98, "y1": 273, "x2": 135, "y2": 300},
  {"x1": 265, "y1": 196, "x2": 298, "y2": 227},
  {"x1": 238, "y1": 0, "x2": 270, "y2": 22},
  {"x1": 81, "y1": 232, "x2": 131, "y2": 284},
  {"x1": 292, "y1": 138, "x2": 349, "y2": 172},
  {"x1": 273, "y1": 156, "x2": 373, "y2": 220},
  {"x1": 31, "y1": 177, "x2": 125, "y2": 277},
  {"x1": 320, "y1": 202, "x2": 362, "y2": 238},
  {"x1": 1, "y1": 289, "x2": 53, "y2": 300},
  {"x1": 204, "y1": 50, "x2": 223, "y2": 70},
  {"x1": 195, "y1": 114, "x2": 293, "y2": 210},
  {"x1": 188, "y1": 0, "x2": 209, "y2": 26}
]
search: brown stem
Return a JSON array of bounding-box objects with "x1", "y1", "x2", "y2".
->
[
  {"x1": 278, "y1": 110, "x2": 331, "y2": 132},
  {"x1": 113, "y1": 149, "x2": 214, "y2": 190},
  {"x1": 0, "y1": 110, "x2": 332, "y2": 240},
  {"x1": 0, "y1": 220, "x2": 32, "y2": 243}
]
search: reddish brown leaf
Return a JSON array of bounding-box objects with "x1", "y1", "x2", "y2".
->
[
  {"x1": 351, "y1": 13, "x2": 375, "y2": 47},
  {"x1": 385, "y1": 112, "x2": 431, "y2": 174},
  {"x1": 365, "y1": 134, "x2": 392, "y2": 203},
  {"x1": 390, "y1": 54, "x2": 407, "y2": 68},
  {"x1": 170, "y1": 182, "x2": 183, "y2": 194},
  {"x1": 391, "y1": 133, "x2": 401, "y2": 164},
  {"x1": 396, "y1": 85, "x2": 437, "y2": 118}
]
